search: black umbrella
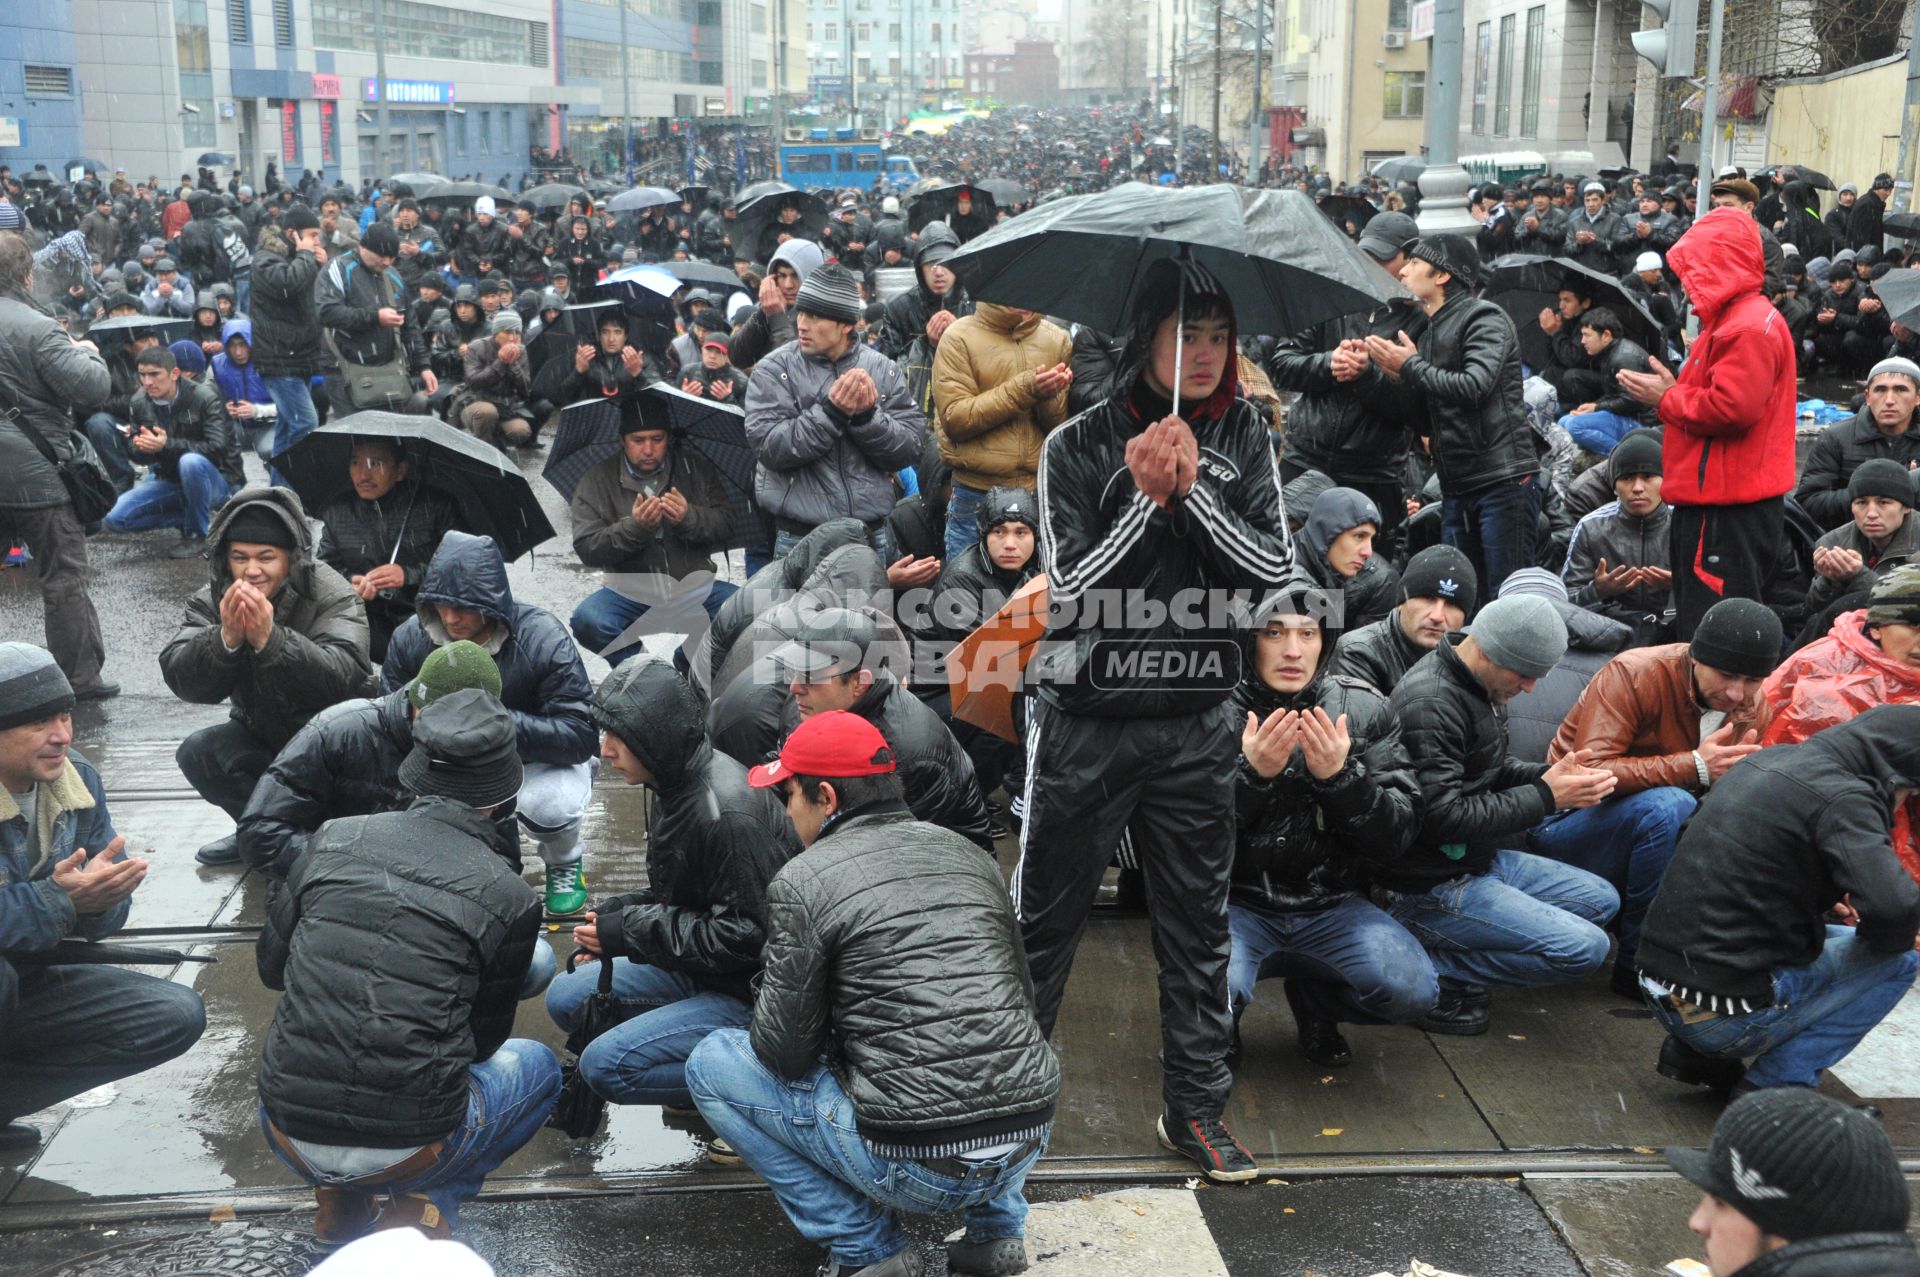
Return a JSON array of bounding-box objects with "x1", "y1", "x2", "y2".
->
[
  {"x1": 1315, "y1": 194, "x2": 1376, "y2": 238},
  {"x1": 546, "y1": 952, "x2": 615, "y2": 1140},
  {"x1": 650, "y1": 259, "x2": 751, "y2": 295},
  {"x1": 1485, "y1": 283, "x2": 1562, "y2": 375},
  {"x1": 195, "y1": 151, "x2": 235, "y2": 167},
  {"x1": 416, "y1": 180, "x2": 513, "y2": 207},
  {"x1": 545, "y1": 388, "x2": 762, "y2": 551},
  {"x1": 1883, "y1": 213, "x2": 1920, "y2": 242},
  {"x1": 605, "y1": 185, "x2": 680, "y2": 214},
  {"x1": 20, "y1": 168, "x2": 55, "y2": 185},
  {"x1": 65, "y1": 157, "x2": 109, "y2": 176},
  {"x1": 1759, "y1": 164, "x2": 1836, "y2": 192},
  {"x1": 679, "y1": 184, "x2": 712, "y2": 208},
  {"x1": 83, "y1": 314, "x2": 193, "y2": 343},
  {"x1": 1371, "y1": 156, "x2": 1427, "y2": 185},
  {"x1": 1870, "y1": 267, "x2": 1920, "y2": 331},
  {"x1": 1485, "y1": 253, "x2": 1667, "y2": 357},
  {"x1": 388, "y1": 170, "x2": 441, "y2": 188},
  {"x1": 733, "y1": 187, "x2": 831, "y2": 265},
  {"x1": 736, "y1": 179, "x2": 800, "y2": 206},
  {"x1": 277, "y1": 413, "x2": 556, "y2": 562},
  {"x1": 946, "y1": 183, "x2": 1408, "y2": 349},
  {"x1": 909, "y1": 182, "x2": 1000, "y2": 234},
  {"x1": 521, "y1": 182, "x2": 590, "y2": 212}
]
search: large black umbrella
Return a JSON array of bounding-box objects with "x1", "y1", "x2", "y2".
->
[
  {"x1": 545, "y1": 388, "x2": 762, "y2": 551},
  {"x1": 388, "y1": 170, "x2": 440, "y2": 188},
  {"x1": 277, "y1": 413, "x2": 556, "y2": 562},
  {"x1": 195, "y1": 151, "x2": 235, "y2": 167},
  {"x1": 1371, "y1": 155, "x2": 1427, "y2": 185},
  {"x1": 521, "y1": 182, "x2": 590, "y2": 212},
  {"x1": 909, "y1": 182, "x2": 999, "y2": 234},
  {"x1": 945, "y1": 183, "x2": 1408, "y2": 346},
  {"x1": 65, "y1": 157, "x2": 109, "y2": 176},
  {"x1": 1870, "y1": 267, "x2": 1920, "y2": 331},
  {"x1": 679, "y1": 184, "x2": 712, "y2": 208},
  {"x1": 416, "y1": 179, "x2": 513, "y2": 207},
  {"x1": 83, "y1": 314, "x2": 193, "y2": 344},
  {"x1": 1485, "y1": 253, "x2": 1667, "y2": 358},
  {"x1": 975, "y1": 178, "x2": 1031, "y2": 207},
  {"x1": 1759, "y1": 164, "x2": 1836, "y2": 192},
  {"x1": 605, "y1": 185, "x2": 680, "y2": 214},
  {"x1": 1315, "y1": 193, "x2": 1377, "y2": 238},
  {"x1": 1881, "y1": 213, "x2": 1920, "y2": 242},
  {"x1": 733, "y1": 185, "x2": 831, "y2": 263},
  {"x1": 650, "y1": 259, "x2": 751, "y2": 295}
]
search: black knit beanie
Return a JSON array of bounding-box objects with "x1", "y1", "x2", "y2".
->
[
  {"x1": 1399, "y1": 544, "x2": 1479, "y2": 617},
  {"x1": 1688, "y1": 597, "x2": 1783, "y2": 678},
  {"x1": 221, "y1": 504, "x2": 297, "y2": 550},
  {"x1": 1848, "y1": 458, "x2": 1914, "y2": 507},
  {"x1": 1609, "y1": 428, "x2": 1664, "y2": 484},
  {"x1": 0, "y1": 642, "x2": 75, "y2": 731}
]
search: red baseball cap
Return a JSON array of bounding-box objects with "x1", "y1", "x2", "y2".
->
[{"x1": 748, "y1": 711, "x2": 898, "y2": 788}]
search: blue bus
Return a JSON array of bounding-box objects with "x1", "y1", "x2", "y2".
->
[{"x1": 778, "y1": 135, "x2": 920, "y2": 192}]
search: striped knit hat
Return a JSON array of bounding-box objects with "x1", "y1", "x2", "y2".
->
[{"x1": 794, "y1": 263, "x2": 863, "y2": 324}]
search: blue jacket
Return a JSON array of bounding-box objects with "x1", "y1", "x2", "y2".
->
[
  {"x1": 380, "y1": 532, "x2": 597, "y2": 766},
  {"x1": 0, "y1": 752, "x2": 126, "y2": 954},
  {"x1": 210, "y1": 318, "x2": 271, "y2": 407}
]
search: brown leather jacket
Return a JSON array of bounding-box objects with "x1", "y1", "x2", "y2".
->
[{"x1": 1547, "y1": 644, "x2": 1771, "y2": 794}]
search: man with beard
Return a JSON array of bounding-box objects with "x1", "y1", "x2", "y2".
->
[{"x1": 1334, "y1": 545, "x2": 1479, "y2": 696}]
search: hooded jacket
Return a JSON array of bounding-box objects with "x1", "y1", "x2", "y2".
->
[
  {"x1": 210, "y1": 319, "x2": 272, "y2": 410},
  {"x1": 1268, "y1": 299, "x2": 1427, "y2": 487},
  {"x1": 695, "y1": 518, "x2": 871, "y2": 690},
  {"x1": 1300, "y1": 487, "x2": 1402, "y2": 631},
  {"x1": 159, "y1": 487, "x2": 374, "y2": 750},
  {"x1": 728, "y1": 239, "x2": 824, "y2": 372},
  {"x1": 1637, "y1": 705, "x2": 1920, "y2": 1008},
  {"x1": 1793, "y1": 408, "x2": 1920, "y2": 531},
  {"x1": 379, "y1": 532, "x2": 596, "y2": 766},
  {"x1": 257, "y1": 796, "x2": 540, "y2": 1147},
  {"x1": 1657, "y1": 208, "x2": 1798, "y2": 507},
  {"x1": 931, "y1": 303, "x2": 1073, "y2": 493},
  {"x1": 569, "y1": 442, "x2": 735, "y2": 578},
  {"x1": 1230, "y1": 572, "x2": 1421, "y2": 912},
  {"x1": 744, "y1": 325, "x2": 926, "y2": 532},
  {"x1": 1383, "y1": 635, "x2": 1556, "y2": 889},
  {"x1": 237, "y1": 690, "x2": 416, "y2": 878},
  {"x1": 1032, "y1": 264, "x2": 1293, "y2": 719},
  {"x1": 1760, "y1": 608, "x2": 1920, "y2": 747},
  {"x1": 875, "y1": 225, "x2": 972, "y2": 362},
  {"x1": 917, "y1": 486, "x2": 1043, "y2": 652},
  {"x1": 247, "y1": 223, "x2": 324, "y2": 378},
  {"x1": 751, "y1": 800, "x2": 1060, "y2": 1149},
  {"x1": 1399, "y1": 290, "x2": 1540, "y2": 496},
  {"x1": 0, "y1": 291, "x2": 111, "y2": 512},
  {"x1": 588, "y1": 661, "x2": 798, "y2": 1001}
]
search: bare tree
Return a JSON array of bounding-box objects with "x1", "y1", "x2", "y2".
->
[{"x1": 1081, "y1": 0, "x2": 1151, "y2": 95}]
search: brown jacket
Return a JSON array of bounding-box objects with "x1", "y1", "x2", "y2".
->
[
  {"x1": 1547, "y1": 643, "x2": 1771, "y2": 794},
  {"x1": 931, "y1": 303, "x2": 1072, "y2": 492}
]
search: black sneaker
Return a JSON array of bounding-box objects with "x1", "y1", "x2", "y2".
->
[
  {"x1": 73, "y1": 680, "x2": 121, "y2": 703},
  {"x1": 946, "y1": 1236, "x2": 1028, "y2": 1276},
  {"x1": 1283, "y1": 981, "x2": 1352, "y2": 1067},
  {"x1": 1420, "y1": 981, "x2": 1491, "y2": 1036},
  {"x1": 0, "y1": 1121, "x2": 42, "y2": 1152},
  {"x1": 1157, "y1": 1112, "x2": 1259, "y2": 1183},
  {"x1": 1657, "y1": 1036, "x2": 1745, "y2": 1091}
]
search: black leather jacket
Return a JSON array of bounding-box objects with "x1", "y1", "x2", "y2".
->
[
  {"x1": 128, "y1": 377, "x2": 246, "y2": 489},
  {"x1": 1268, "y1": 301, "x2": 1427, "y2": 486},
  {"x1": 1733, "y1": 1233, "x2": 1920, "y2": 1277},
  {"x1": 1331, "y1": 611, "x2": 1431, "y2": 696},
  {"x1": 315, "y1": 482, "x2": 461, "y2": 637},
  {"x1": 1399, "y1": 293, "x2": 1539, "y2": 496}
]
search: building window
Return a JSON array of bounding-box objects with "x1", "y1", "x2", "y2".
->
[
  {"x1": 1493, "y1": 13, "x2": 1515, "y2": 136},
  {"x1": 698, "y1": 61, "x2": 723, "y2": 83},
  {"x1": 228, "y1": 0, "x2": 251, "y2": 42},
  {"x1": 1387, "y1": 0, "x2": 1409, "y2": 28},
  {"x1": 175, "y1": 0, "x2": 218, "y2": 144},
  {"x1": 272, "y1": 0, "x2": 293, "y2": 44},
  {"x1": 1520, "y1": 5, "x2": 1544, "y2": 138},
  {"x1": 931, "y1": 21, "x2": 941, "y2": 40},
  {"x1": 1383, "y1": 70, "x2": 1424, "y2": 117},
  {"x1": 22, "y1": 65, "x2": 75, "y2": 96},
  {"x1": 312, "y1": 0, "x2": 545, "y2": 66},
  {"x1": 456, "y1": 109, "x2": 468, "y2": 154},
  {"x1": 825, "y1": 21, "x2": 838, "y2": 39},
  {"x1": 1471, "y1": 19, "x2": 1490, "y2": 134},
  {"x1": 479, "y1": 109, "x2": 492, "y2": 149},
  {"x1": 889, "y1": 21, "x2": 900, "y2": 38},
  {"x1": 751, "y1": 3, "x2": 767, "y2": 32},
  {"x1": 889, "y1": 54, "x2": 901, "y2": 76},
  {"x1": 752, "y1": 57, "x2": 768, "y2": 86},
  {"x1": 697, "y1": 1, "x2": 721, "y2": 23},
  {"x1": 856, "y1": 22, "x2": 870, "y2": 40}
]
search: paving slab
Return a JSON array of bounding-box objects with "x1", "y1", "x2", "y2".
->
[{"x1": 101, "y1": 798, "x2": 245, "y2": 931}]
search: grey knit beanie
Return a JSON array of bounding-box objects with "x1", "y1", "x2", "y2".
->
[
  {"x1": 0, "y1": 643, "x2": 75, "y2": 731},
  {"x1": 794, "y1": 263, "x2": 864, "y2": 324},
  {"x1": 1467, "y1": 594, "x2": 1567, "y2": 678}
]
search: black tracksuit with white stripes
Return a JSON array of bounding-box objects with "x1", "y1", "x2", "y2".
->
[{"x1": 1018, "y1": 385, "x2": 1291, "y2": 1120}]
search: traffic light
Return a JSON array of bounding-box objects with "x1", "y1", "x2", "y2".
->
[{"x1": 1632, "y1": 0, "x2": 1699, "y2": 77}]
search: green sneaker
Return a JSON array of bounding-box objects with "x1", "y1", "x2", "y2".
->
[{"x1": 544, "y1": 863, "x2": 588, "y2": 917}]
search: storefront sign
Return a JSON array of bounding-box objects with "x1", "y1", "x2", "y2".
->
[
  {"x1": 281, "y1": 101, "x2": 300, "y2": 164},
  {"x1": 319, "y1": 99, "x2": 337, "y2": 165},
  {"x1": 312, "y1": 73, "x2": 342, "y2": 99},
  {"x1": 362, "y1": 79, "x2": 455, "y2": 106},
  {"x1": 0, "y1": 118, "x2": 20, "y2": 148},
  {"x1": 1410, "y1": 0, "x2": 1435, "y2": 39}
]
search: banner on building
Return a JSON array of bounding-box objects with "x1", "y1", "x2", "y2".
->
[
  {"x1": 281, "y1": 101, "x2": 300, "y2": 164},
  {"x1": 319, "y1": 100, "x2": 337, "y2": 166}
]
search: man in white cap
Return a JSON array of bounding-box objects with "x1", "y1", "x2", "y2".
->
[
  {"x1": 1794, "y1": 355, "x2": 1920, "y2": 530},
  {"x1": 1564, "y1": 181, "x2": 1623, "y2": 272},
  {"x1": 457, "y1": 195, "x2": 509, "y2": 282}
]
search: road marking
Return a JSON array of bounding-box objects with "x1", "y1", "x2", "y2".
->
[{"x1": 1830, "y1": 986, "x2": 1920, "y2": 1099}]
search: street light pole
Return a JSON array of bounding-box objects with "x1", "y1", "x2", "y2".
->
[
  {"x1": 1249, "y1": 0, "x2": 1265, "y2": 177},
  {"x1": 1415, "y1": 0, "x2": 1474, "y2": 231},
  {"x1": 1211, "y1": 0, "x2": 1223, "y2": 178},
  {"x1": 374, "y1": 0, "x2": 390, "y2": 177},
  {"x1": 619, "y1": 0, "x2": 633, "y2": 184},
  {"x1": 1693, "y1": 0, "x2": 1723, "y2": 210}
]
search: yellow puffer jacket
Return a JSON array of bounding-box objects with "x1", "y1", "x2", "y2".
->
[{"x1": 931, "y1": 303, "x2": 1073, "y2": 492}]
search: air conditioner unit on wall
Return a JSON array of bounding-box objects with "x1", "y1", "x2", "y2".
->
[
  {"x1": 1382, "y1": 31, "x2": 1407, "y2": 47},
  {"x1": 784, "y1": 127, "x2": 808, "y2": 141}
]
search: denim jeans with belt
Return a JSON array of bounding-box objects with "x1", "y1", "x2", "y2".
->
[
  {"x1": 686, "y1": 1026, "x2": 1047, "y2": 1269},
  {"x1": 1383, "y1": 849, "x2": 1619, "y2": 990},
  {"x1": 1647, "y1": 927, "x2": 1919, "y2": 1089},
  {"x1": 945, "y1": 484, "x2": 991, "y2": 563},
  {"x1": 103, "y1": 455, "x2": 233, "y2": 539}
]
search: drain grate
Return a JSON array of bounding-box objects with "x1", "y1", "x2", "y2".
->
[{"x1": 29, "y1": 1224, "x2": 329, "y2": 1277}]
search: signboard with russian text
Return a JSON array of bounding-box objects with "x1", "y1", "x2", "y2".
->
[
  {"x1": 0, "y1": 118, "x2": 20, "y2": 148},
  {"x1": 312, "y1": 73, "x2": 342, "y2": 99},
  {"x1": 362, "y1": 79, "x2": 455, "y2": 106},
  {"x1": 319, "y1": 100, "x2": 336, "y2": 165},
  {"x1": 1411, "y1": 0, "x2": 1434, "y2": 39},
  {"x1": 281, "y1": 101, "x2": 299, "y2": 163}
]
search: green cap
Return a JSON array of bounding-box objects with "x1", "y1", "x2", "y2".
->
[{"x1": 408, "y1": 639, "x2": 503, "y2": 711}]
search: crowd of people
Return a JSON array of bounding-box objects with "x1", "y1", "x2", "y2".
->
[{"x1": 4, "y1": 104, "x2": 1920, "y2": 1277}]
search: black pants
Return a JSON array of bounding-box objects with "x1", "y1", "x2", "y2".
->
[
  {"x1": 1015, "y1": 699, "x2": 1238, "y2": 1119},
  {"x1": 1669, "y1": 498, "x2": 1784, "y2": 640},
  {"x1": 1279, "y1": 458, "x2": 1407, "y2": 564},
  {"x1": 177, "y1": 719, "x2": 277, "y2": 821},
  {"x1": 0, "y1": 502, "x2": 107, "y2": 692}
]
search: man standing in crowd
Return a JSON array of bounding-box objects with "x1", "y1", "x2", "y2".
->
[
  {"x1": 1535, "y1": 598, "x2": 1779, "y2": 995},
  {"x1": 160, "y1": 488, "x2": 372, "y2": 866},
  {"x1": 258, "y1": 690, "x2": 557, "y2": 1243},
  {"x1": 1640, "y1": 706, "x2": 1920, "y2": 1094},
  {"x1": 1794, "y1": 356, "x2": 1920, "y2": 531},
  {"x1": 1363, "y1": 235, "x2": 1543, "y2": 598},
  {"x1": 0, "y1": 232, "x2": 115, "y2": 701},
  {"x1": 1619, "y1": 207, "x2": 1797, "y2": 639},
  {"x1": 0, "y1": 643, "x2": 205, "y2": 1152},
  {"x1": 1021, "y1": 259, "x2": 1290, "y2": 1182},
  {"x1": 249, "y1": 204, "x2": 326, "y2": 463},
  {"x1": 1334, "y1": 545, "x2": 1479, "y2": 695},
  {"x1": 1381, "y1": 594, "x2": 1621, "y2": 1033},
  {"x1": 317, "y1": 221, "x2": 438, "y2": 416},
  {"x1": 744, "y1": 262, "x2": 923, "y2": 562},
  {"x1": 688, "y1": 712, "x2": 1059, "y2": 1277}
]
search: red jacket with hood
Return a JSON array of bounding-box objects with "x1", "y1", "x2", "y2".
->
[{"x1": 1656, "y1": 207, "x2": 1797, "y2": 507}]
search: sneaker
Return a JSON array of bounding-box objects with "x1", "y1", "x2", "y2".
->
[
  {"x1": 947, "y1": 1236, "x2": 1029, "y2": 1276},
  {"x1": 1283, "y1": 980, "x2": 1352, "y2": 1067},
  {"x1": 706, "y1": 1134, "x2": 742, "y2": 1166},
  {"x1": 1156, "y1": 1112, "x2": 1259, "y2": 1183},
  {"x1": 167, "y1": 534, "x2": 207, "y2": 560},
  {"x1": 1420, "y1": 981, "x2": 1491, "y2": 1036},
  {"x1": 195, "y1": 833, "x2": 242, "y2": 866},
  {"x1": 0, "y1": 1121, "x2": 42, "y2": 1153},
  {"x1": 817, "y1": 1250, "x2": 924, "y2": 1277},
  {"x1": 1657, "y1": 1036, "x2": 1745, "y2": 1091},
  {"x1": 544, "y1": 863, "x2": 588, "y2": 917}
]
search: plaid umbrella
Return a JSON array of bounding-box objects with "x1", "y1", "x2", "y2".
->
[
  {"x1": 545, "y1": 387, "x2": 765, "y2": 551},
  {"x1": 276, "y1": 412, "x2": 556, "y2": 563}
]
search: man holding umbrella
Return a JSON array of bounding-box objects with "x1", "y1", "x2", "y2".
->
[{"x1": 1019, "y1": 258, "x2": 1291, "y2": 1183}]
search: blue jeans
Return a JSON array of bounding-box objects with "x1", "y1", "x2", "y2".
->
[
  {"x1": 232, "y1": 270, "x2": 251, "y2": 316},
  {"x1": 1441, "y1": 474, "x2": 1542, "y2": 602},
  {"x1": 1526, "y1": 787, "x2": 1696, "y2": 964},
  {"x1": 264, "y1": 375, "x2": 320, "y2": 484},
  {"x1": 774, "y1": 523, "x2": 892, "y2": 567},
  {"x1": 260, "y1": 1038, "x2": 561, "y2": 1228},
  {"x1": 545, "y1": 960, "x2": 750, "y2": 1107},
  {"x1": 569, "y1": 578, "x2": 738, "y2": 666},
  {"x1": 3, "y1": 964, "x2": 207, "y2": 1121},
  {"x1": 1561, "y1": 409, "x2": 1642, "y2": 456},
  {"x1": 1228, "y1": 895, "x2": 1440, "y2": 1026},
  {"x1": 103, "y1": 455, "x2": 233, "y2": 538},
  {"x1": 1648, "y1": 928, "x2": 1919, "y2": 1088},
  {"x1": 686, "y1": 1027, "x2": 1047, "y2": 1268},
  {"x1": 1383, "y1": 849, "x2": 1619, "y2": 990},
  {"x1": 945, "y1": 484, "x2": 990, "y2": 563},
  {"x1": 81, "y1": 413, "x2": 137, "y2": 486}
]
